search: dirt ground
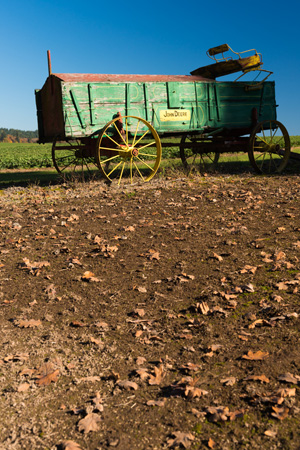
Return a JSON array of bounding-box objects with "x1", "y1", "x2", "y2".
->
[{"x1": 0, "y1": 171, "x2": 300, "y2": 450}]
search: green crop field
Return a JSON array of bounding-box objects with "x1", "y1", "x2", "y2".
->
[{"x1": 0, "y1": 137, "x2": 299, "y2": 170}]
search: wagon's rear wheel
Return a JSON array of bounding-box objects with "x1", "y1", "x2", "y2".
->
[
  {"x1": 96, "y1": 115, "x2": 162, "y2": 184},
  {"x1": 248, "y1": 120, "x2": 291, "y2": 174},
  {"x1": 52, "y1": 137, "x2": 98, "y2": 179},
  {"x1": 180, "y1": 135, "x2": 219, "y2": 174}
]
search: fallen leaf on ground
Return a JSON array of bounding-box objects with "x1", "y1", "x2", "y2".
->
[
  {"x1": 212, "y1": 253, "x2": 223, "y2": 262},
  {"x1": 77, "y1": 413, "x2": 102, "y2": 433},
  {"x1": 220, "y1": 377, "x2": 236, "y2": 386},
  {"x1": 167, "y1": 431, "x2": 195, "y2": 448},
  {"x1": 240, "y1": 265, "x2": 257, "y2": 274},
  {"x1": 81, "y1": 271, "x2": 100, "y2": 282},
  {"x1": 146, "y1": 249, "x2": 160, "y2": 260},
  {"x1": 17, "y1": 382, "x2": 30, "y2": 392},
  {"x1": 208, "y1": 437, "x2": 216, "y2": 448},
  {"x1": 197, "y1": 302, "x2": 209, "y2": 315},
  {"x1": 136, "y1": 356, "x2": 146, "y2": 366},
  {"x1": 278, "y1": 373, "x2": 300, "y2": 384},
  {"x1": 242, "y1": 350, "x2": 269, "y2": 360},
  {"x1": 185, "y1": 386, "x2": 208, "y2": 399},
  {"x1": 117, "y1": 380, "x2": 139, "y2": 390},
  {"x1": 271, "y1": 406, "x2": 289, "y2": 420},
  {"x1": 244, "y1": 374, "x2": 270, "y2": 383},
  {"x1": 61, "y1": 440, "x2": 82, "y2": 450},
  {"x1": 36, "y1": 368, "x2": 59, "y2": 386},
  {"x1": 264, "y1": 429, "x2": 277, "y2": 438},
  {"x1": 146, "y1": 399, "x2": 166, "y2": 407},
  {"x1": 15, "y1": 319, "x2": 41, "y2": 328},
  {"x1": 148, "y1": 364, "x2": 165, "y2": 386}
]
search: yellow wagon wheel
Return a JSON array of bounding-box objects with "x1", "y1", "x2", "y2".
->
[
  {"x1": 180, "y1": 134, "x2": 219, "y2": 174},
  {"x1": 248, "y1": 120, "x2": 291, "y2": 174},
  {"x1": 96, "y1": 115, "x2": 162, "y2": 184},
  {"x1": 52, "y1": 137, "x2": 98, "y2": 179}
]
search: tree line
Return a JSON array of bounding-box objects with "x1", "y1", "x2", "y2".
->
[{"x1": 0, "y1": 128, "x2": 38, "y2": 143}]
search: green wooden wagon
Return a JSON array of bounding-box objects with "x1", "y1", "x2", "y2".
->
[{"x1": 35, "y1": 46, "x2": 291, "y2": 183}]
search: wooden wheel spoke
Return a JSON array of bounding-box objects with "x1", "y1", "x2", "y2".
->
[
  {"x1": 256, "y1": 135, "x2": 269, "y2": 145},
  {"x1": 118, "y1": 161, "x2": 126, "y2": 185},
  {"x1": 100, "y1": 154, "x2": 121, "y2": 164},
  {"x1": 103, "y1": 133, "x2": 122, "y2": 148},
  {"x1": 107, "y1": 160, "x2": 123, "y2": 177},
  {"x1": 137, "y1": 141, "x2": 157, "y2": 151},
  {"x1": 135, "y1": 155, "x2": 155, "y2": 171},
  {"x1": 134, "y1": 129, "x2": 150, "y2": 147},
  {"x1": 113, "y1": 122, "x2": 127, "y2": 145},
  {"x1": 132, "y1": 120, "x2": 141, "y2": 147},
  {"x1": 99, "y1": 146, "x2": 122, "y2": 153},
  {"x1": 133, "y1": 161, "x2": 145, "y2": 181},
  {"x1": 138, "y1": 152, "x2": 157, "y2": 158}
]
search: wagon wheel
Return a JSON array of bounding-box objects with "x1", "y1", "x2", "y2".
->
[
  {"x1": 180, "y1": 134, "x2": 219, "y2": 174},
  {"x1": 96, "y1": 115, "x2": 162, "y2": 184},
  {"x1": 248, "y1": 120, "x2": 291, "y2": 174},
  {"x1": 52, "y1": 137, "x2": 98, "y2": 179}
]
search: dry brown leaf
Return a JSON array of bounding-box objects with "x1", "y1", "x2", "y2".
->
[
  {"x1": 148, "y1": 365, "x2": 165, "y2": 386},
  {"x1": 15, "y1": 319, "x2": 41, "y2": 328},
  {"x1": 89, "y1": 336, "x2": 103, "y2": 346},
  {"x1": 271, "y1": 406, "x2": 289, "y2": 420},
  {"x1": 135, "y1": 286, "x2": 147, "y2": 293},
  {"x1": 17, "y1": 382, "x2": 30, "y2": 392},
  {"x1": 136, "y1": 356, "x2": 146, "y2": 366},
  {"x1": 44, "y1": 284, "x2": 57, "y2": 300},
  {"x1": 167, "y1": 431, "x2": 195, "y2": 448},
  {"x1": 276, "y1": 387, "x2": 296, "y2": 398},
  {"x1": 244, "y1": 374, "x2": 270, "y2": 383},
  {"x1": 197, "y1": 301, "x2": 209, "y2": 315},
  {"x1": 68, "y1": 257, "x2": 82, "y2": 266},
  {"x1": 91, "y1": 391, "x2": 104, "y2": 411},
  {"x1": 208, "y1": 437, "x2": 216, "y2": 449},
  {"x1": 36, "y1": 368, "x2": 59, "y2": 386},
  {"x1": 275, "y1": 281, "x2": 288, "y2": 290},
  {"x1": 185, "y1": 386, "x2": 208, "y2": 399},
  {"x1": 146, "y1": 249, "x2": 160, "y2": 260},
  {"x1": 248, "y1": 319, "x2": 270, "y2": 329},
  {"x1": 77, "y1": 413, "x2": 102, "y2": 433},
  {"x1": 242, "y1": 350, "x2": 269, "y2": 361},
  {"x1": 220, "y1": 377, "x2": 236, "y2": 386},
  {"x1": 94, "y1": 321, "x2": 109, "y2": 330},
  {"x1": 81, "y1": 271, "x2": 100, "y2": 282},
  {"x1": 146, "y1": 399, "x2": 166, "y2": 407},
  {"x1": 240, "y1": 265, "x2": 257, "y2": 274},
  {"x1": 278, "y1": 373, "x2": 300, "y2": 384},
  {"x1": 133, "y1": 308, "x2": 145, "y2": 317},
  {"x1": 136, "y1": 368, "x2": 150, "y2": 381},
  {"x1": 70, "y1": 321, "x2": 86, "y2": 327},
  {"x1": 117, "y1": 380, "x2": 139, "y2": 390},
  {"x1": 61, "y1": 440, "x2": 82, "y2": 450},
  {"x1": 264, "y1": 429, "x2": 277, "y2": 438},
  {"x1": 79, "y1": 376, "x2": 101, "y2": 384},
  {"x1": 19, "y1": 367, "x2": 35, "y2": 377},
  {"x1": 212, "y1": 253, "x2": 223, "y2": 262}
]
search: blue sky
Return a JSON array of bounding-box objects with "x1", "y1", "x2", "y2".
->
[{"x1": 1, "y1": 0, "x2": 299, "y2": 135}]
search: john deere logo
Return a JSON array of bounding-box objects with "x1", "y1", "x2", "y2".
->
[{"x1": 160, "y1": 109, "x2": 190, "y2": 122}]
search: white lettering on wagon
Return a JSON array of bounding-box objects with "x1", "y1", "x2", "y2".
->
[{"x1": 159, "y1": 109, "x2": 191, "y2": 122}]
